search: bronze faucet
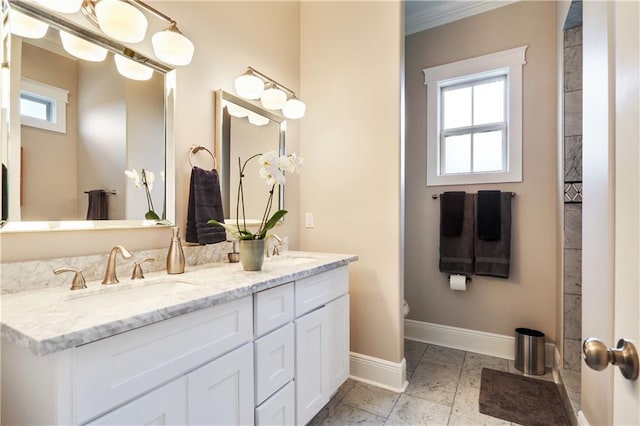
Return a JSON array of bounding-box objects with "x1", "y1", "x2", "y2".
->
[{"x1": 102, "y1": 245, "x2": 133, "y2": 285}]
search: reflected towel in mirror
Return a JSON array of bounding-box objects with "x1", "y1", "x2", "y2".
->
[{"x1": 86, "y1": 190, "x2": 108, "y2": 220}]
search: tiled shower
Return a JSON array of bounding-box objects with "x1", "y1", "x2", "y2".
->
[{"x1": 563, "y1": 24, "x2": 582, "y2": 373}]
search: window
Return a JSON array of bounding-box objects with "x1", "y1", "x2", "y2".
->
[
  {"x1": 424, "y1": 46, "x2": 527, "y2": 186},
  {"x1": 20, "y1": 78, "x2": 69, "y2": 134}
]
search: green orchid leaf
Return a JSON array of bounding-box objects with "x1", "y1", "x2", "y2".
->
[
  {"x1": 256, "y1": 210, "x2": 288, "y2": 239},
  {"x1": 207, "y1": 219, "x2": 242, "y2": 239},
  {"x1": 145, "y1": 210, "x2": 160, "y2": 220}
]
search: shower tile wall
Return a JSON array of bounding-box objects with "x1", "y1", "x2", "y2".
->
[{"x1": 563, "y1": 25, "x2": 582, "y2": 372}]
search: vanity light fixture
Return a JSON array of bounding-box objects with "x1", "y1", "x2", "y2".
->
[
  {"x1": 31, "y1": 0, "x2": 195, "y2": 67},
  {"x1": 248, "y1": 112, "x2": 269, "y2": 126},
  {"x1": 234, "y1": 67, "x2": 306, "y2": 119},
  {"x1": 10, "y1": 9, "x2": 49, "y2": 39}
]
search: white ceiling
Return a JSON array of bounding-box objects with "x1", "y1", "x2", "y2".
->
[{"x1": 405, "y1": 0, "x2": 519, "y2": 35}]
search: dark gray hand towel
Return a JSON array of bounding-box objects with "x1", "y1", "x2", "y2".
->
[
  {"x1": 186, "y1": 167, "x2": 226, "y2": 245},
  {"x1": 86, "y1": 190, "x2": 108, "y2": 220},
  {"x1": 440, "y1": 191, "x2": 466, "y2": 236},
  {"x1": 440, "y1": 193, "x2": 474, "y2": 275},
  {"x1": 477, "y1": 190, "x2": 502, "y2": 241},
  {"x1": 475, "y1": 192, "x2": 512, "y2": 278}
]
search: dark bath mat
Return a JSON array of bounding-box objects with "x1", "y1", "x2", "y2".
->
[{"x1": 479, "y1": 368, "x2": 572, "y2": 426}]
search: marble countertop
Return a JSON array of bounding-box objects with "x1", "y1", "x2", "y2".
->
[{"x1": 1, "y1": 251, "x2": 357, "y2": 356}]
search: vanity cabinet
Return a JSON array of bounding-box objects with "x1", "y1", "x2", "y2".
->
[{"x1": 1, "y1": 264, "x2": 351, "y2": 426}]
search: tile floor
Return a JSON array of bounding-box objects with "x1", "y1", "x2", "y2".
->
[{"x1": 309, "y1": 340, "x2": 561, "y2": 426}]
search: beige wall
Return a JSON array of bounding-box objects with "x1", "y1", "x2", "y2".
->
[
  {"x1": 299, "y1": 1, "x2": 404, "y2": 363},
  {"x1": 20, "y1": 43, "x2": 78, "y2": 221},
  {"x1": 405, "y1": 2, "x2": 559, "y2": 342},
  {"x1": 1, "y1": 1, "x2": 301, "y2": 262}
]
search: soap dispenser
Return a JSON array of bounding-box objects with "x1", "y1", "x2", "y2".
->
[{"x1": 167, "y1": 226, "x2": 185, "y2": 274}]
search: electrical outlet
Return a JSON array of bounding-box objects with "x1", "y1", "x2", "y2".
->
[{"x1": 305, "y1": 212, "x2": 314, "y2": 228}]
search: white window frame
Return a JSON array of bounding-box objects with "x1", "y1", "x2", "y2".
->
[
  {"x1": 20, "y1": 78, "x2": 69, "y2": 134},
  {"x1": 424, "y1": 45, "x2": 527, "y2": 186}
]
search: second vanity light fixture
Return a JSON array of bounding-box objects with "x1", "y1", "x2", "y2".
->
[
  {"x1": 13, "y1": 0, "x2": 194, "y2": 80},
  {"x1": 234, "y1": 67, "x2": 306, "y2": 120}
]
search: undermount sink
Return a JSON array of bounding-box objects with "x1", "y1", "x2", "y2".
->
[
  {"x1": 62, "y1": 280, "x2": 202, "y2": 306},
  {"x1": 265, "y1": 254, "x2": 320, "y2": 265}
]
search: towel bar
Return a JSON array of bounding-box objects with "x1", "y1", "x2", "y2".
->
[
  {"x1": 84, "y1": 190, "x2": 116, "y2": 195},
  {"x1": 189, "y1": 145, "x2": 217, "y2": 169},
  {"x1": 432, "y1": 192, "x2": 516, "y2": 200}
]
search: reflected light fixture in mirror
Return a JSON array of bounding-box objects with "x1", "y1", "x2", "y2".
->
[
  {"x1": 234, "y1": 66, "x2": 306, "y2": 120},
  {"x1": 59, "y1": 31, "x2": 108, "y2": 62},
  {"x1": 32, "y1": 0, "x2": 83, "y2": 13},
  {"x1": 114, "y1": 54, "x2": 153, "y2": 81},
  {"x1": 10, "y1": 9, "x2": 49, "y2": 39}
]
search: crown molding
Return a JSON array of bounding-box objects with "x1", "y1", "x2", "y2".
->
[{"x1": 406, "y1": 0, "x2": 520, "y2": 36}]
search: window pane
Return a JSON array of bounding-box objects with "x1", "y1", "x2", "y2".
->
[
  {"x1": 20, "y1": 96, "x2": 49, "y2": 121},
  {"x1": 443, "y1": 86, "x2": 471, "y2": 129},
  {"x1": 443, "y1": 134, "x2": 471, "y2": 174},
  {"x1": 473, "y1": 80, "x2": 504, "y2": 125},
  {"x1": 473, "y1": 130, "x2": 503, "y2": 172}
]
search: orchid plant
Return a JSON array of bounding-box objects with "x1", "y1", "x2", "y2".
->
[
  {"x1": 124, "y1": 168, "x2": 160, "y2": 220},
  {"x1": 209, "y1": 151, "x2": 303, "y2": 240}
]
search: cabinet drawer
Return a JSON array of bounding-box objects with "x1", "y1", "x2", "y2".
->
[
  {"x1": 254, "y1": 323, "x2": 294, "y2": 405},
  {"x1": 295, "y1": 266, "x2": 348, "y2": 316},
  {"x1": 255, "y1": 381, "x2": 295, "y2": 426},
  {"x1": 254, "y1": 283, "x2": 294, "y2": 337},
  {"x1": 73, "y1": 296, "x2": 252, "y2": 424}
]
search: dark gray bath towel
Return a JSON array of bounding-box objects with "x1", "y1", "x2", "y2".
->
[
  {"x1": 440, "y1": 193, "x2": 474, "y2": 275},
  {"x1": 86, "y1": 190, "x2": 108, "y2": 220},
  {"x1": 440, "y1": 191, "x2": 466, "y2": 236},
  {"x1": 475, "y1": 192, "x2": 512, "y2": 278},
  {"x1": 477, "y1": 190, "x2": 501, "y2": 241},
  {"x1": 186, "y1": 167, "x2": 226, "y2": 245}
]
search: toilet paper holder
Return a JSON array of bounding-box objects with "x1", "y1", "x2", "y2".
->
[{"x1": 449, "y1": 274, "x2": 472, "y2": 283}]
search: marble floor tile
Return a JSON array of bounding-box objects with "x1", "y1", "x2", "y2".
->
[
  {"x1": 405, "y1": 361, "x2": 461, "y2": 406},
  {"x1": 341, "y1": 381, "x2": 401, "y2": 418},
  {"x1": 561, "y1": 368, "x2": 581, "y2": 394},
  {"x1": 507, "y1": 360, "x2": 556, "y2": 383},
  {"x1": 459, "y1": 353, "x2": 509, "y2": 388},
  {"x1": 384, "y1": 393, "x2": 450, "y2": 426},
  {"x1": 421, "y1": 344, "x2": 466, "y2": 369},
  {"x1": 309, "y1": 401, "x2": 386, "y2": 426},
  {"x1": 448, "y1": 385, "x2": 511, "y2": 426},
  {"x1": 405, "y1": 339, "x2": 428, "y2": 379}
]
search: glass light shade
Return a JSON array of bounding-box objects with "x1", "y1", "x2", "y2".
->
[
  {"x1": 32, "y1": 0, "x2": 83, "y2": 13},
  {"x1": 114, "y1": 55, "x2": 153, "y2": 81},
  {"x1": 234, "y1": 74, "x2": 264, "y2": 100},
  {"x1": 260, "y1": 87, "x2": 287, "y2": 110},
  {"x1": 59, "y1": 31, "x2": 108, "y2": 62},
  {"x1": 226, "y1": 103, "x2": 249, "y2": 118},
  {"x1": 10, "y1": 10, "x2": 48, "y2": 39},
  {"x1": 95, "y1": 0, "x2": 148, "y2": 43},
  {"x1": 152, "y1": 29, "x2": 194, "y2": 66},
  {"x1": 282, "y1": 98, "x2": 306, "y2": 119},
  {"x1": 248, "y1": 112, "x2": 269, "y2": 126}
]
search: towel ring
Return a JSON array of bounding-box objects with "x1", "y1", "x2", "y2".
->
[{"x1": 189, "y1": 145, "x2": 217, "y2": 169}]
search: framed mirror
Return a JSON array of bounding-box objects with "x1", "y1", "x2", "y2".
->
[
  {"x1": 214, "y1": 90, "x2": 285, "y2": 225},
  {"x1": 0, "y1": 0, "x2": 176, "y2": 232}
]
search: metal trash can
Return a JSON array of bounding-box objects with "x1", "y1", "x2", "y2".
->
[{"x1": 514, "y1": 327, "x2": 545, "y2": 375}]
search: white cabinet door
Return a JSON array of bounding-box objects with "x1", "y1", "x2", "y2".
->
[
  {"x1": 255, "y1": 381, "x2": 295, "y2": 426},
  {"x1": 255, "y1": 323, "x2": 294, "y2": 405},
  {"x1": 89, "y1": 377, "x2": 187, "y2": 425},
  {"x1": 327, "y1": 294, "x2": 350, "y2": 394},
  {"x1": 295, "y1": 307, "x2": 330, "y2": 426},
  {"x1": 188, "y1": 343, "x2": 254, "y2": 426}
]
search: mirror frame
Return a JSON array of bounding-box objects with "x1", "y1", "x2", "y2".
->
[
  {"x1": 1, "y1": 0, "x2": 176, "y2": 232},
  {"x1": 214, "y1": 90, "x2": 286, "y2": 224}
]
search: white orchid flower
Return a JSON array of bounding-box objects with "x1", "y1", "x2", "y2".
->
[
  {"x1": 259, "y1": 165, "x2": 286, "y2": 186},
  {"x1": 280, "y1": 153, "x2": 304, "y2": 174},
  {"x1": 124, "y1": 169, "x2": 142, "y2": 187},
  {"x1": 259, "y1": 151, "x2": 279, "y2": 169},
  {"x1": 143, "y1": 170, "x2": 155, "y2": 191}
]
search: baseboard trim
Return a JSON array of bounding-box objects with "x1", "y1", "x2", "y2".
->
[
  {"x1": 405, "y1": 319, "x2": 555, "y2": 368},
  {"x1": 349, "y1": 352, "x2": 408, "y2": 393},
  {"x1": 577, "y1": 411, "x2": 589, "y2": 426}
]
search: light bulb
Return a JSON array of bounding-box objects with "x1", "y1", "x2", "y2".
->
[
  {"x1": 248, "y1": 112, "x2": 269, "y2": 126},
  {"x1": 59, "y1": 31, "x2": 108, "y2": 62},
  {"x1": 10, "y1": 10, "x2": 48, "y2": 39},
  {"x1": 260, "y1": 86, "x2": 287, "y2": 110},
  {"x1": 282, "y1": 98, "x2": 306, "y2": 119},
  {"x1": 234, "y1": 73, "x2": 264, "y2": 100},
  {"x1": 32, "y1": 0, "x2": 83, "y2": 13},
  {"x1": 95, "y1": 0, "x2": 147, "y2": 43},
  {"x1": 114, "y1": 55, "x2": 153, "y2": 81},
  {"x1": 226, "y1": 103, "x2": 249, "y2": 118},
  {"x1": 152, "y1": 27, "x2": 194, "y2": 66}
]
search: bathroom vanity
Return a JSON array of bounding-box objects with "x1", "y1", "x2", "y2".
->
[{"x1": 1, "y1": 252, "x2": 356, "y2": 425}]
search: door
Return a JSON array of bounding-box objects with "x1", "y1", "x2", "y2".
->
[
  {"x1": 581, "y1": 1, "x2": 640, "y2": 425},
  {"x1": 188, "y1": 343, "x2": 254, "y2": 426},
  {"x1": 328, "y1": 294, "x2": 350, "y2": 394}
]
